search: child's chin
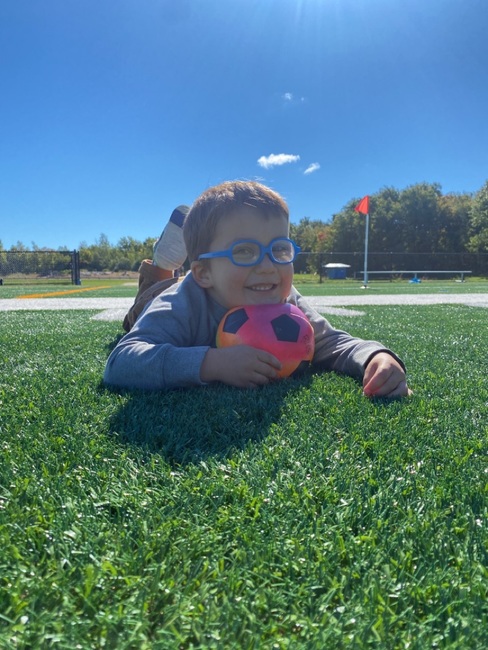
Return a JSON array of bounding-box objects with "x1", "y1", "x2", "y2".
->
[
  {"x1": 242, "y1": 289, "x2": 284, "y2": 305},
  {"x1": 247, "y1": 295, "x2": 283, "y2": 306}
]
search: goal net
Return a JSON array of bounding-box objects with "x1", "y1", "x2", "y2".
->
[{"x1": 0, "y1": 250, "x2": 80, "y2": 285}]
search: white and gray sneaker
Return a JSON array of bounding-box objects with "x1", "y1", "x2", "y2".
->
[{"x1": 153, "y1": 205, "x2": 190, "y2": 270}]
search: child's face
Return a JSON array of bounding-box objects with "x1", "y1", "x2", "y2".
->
[{"x1": 191, "y1": 210, "x2": 294, "y2": 309}]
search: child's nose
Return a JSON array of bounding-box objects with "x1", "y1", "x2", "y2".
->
[{"x1": 256, "y1": 253, "x2": 276, "y2": 270}]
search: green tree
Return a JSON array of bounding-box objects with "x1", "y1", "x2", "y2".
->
[
  {"x1": 328, "y1": 183, "x2": 445, "y2": 255},
  {"x1": 290, "y1": 218, "x2": 331, "y2": 252},
  {"x1": 467, "y1": 180, "x2": 488, "y2": 252},
  {"x1": 328, "y1": 199, "x2": 368, "y2": 252},
  {"x1": 88, "y1": 233, "x2": 115, "y2": 271},
  {"x1": 114, "y1": 258, "x2": 132, "y2": 272},
  {"x1": 0, "y1": 240, "x2": 6, "y2": 276},
  {"x1": 436, "y1": 192, "x2": 471, "y2": 253},
  {"x1": 117, "y1": 235, "x2": 155, "y2": 270},
  {"x1": 290, "y1": 218, "x2": 332, "y2": 273},
  {"x1": 367, "y1": 187, "x2": 402, "y2": 252},
  {"x1": 395, "y1": 183, "x2": 443, "y2": 253}
]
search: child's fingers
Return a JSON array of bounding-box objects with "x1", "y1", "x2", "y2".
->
[
  {"x1": 255, "y1": 349, "x2": 282, "y2": 371},
  {"x1": 363, "y1": 364, "x2": 398, "y2": 395},
  {"x1": 363, "y1": 367, "x2": 389, "y2": 396},
  {"x1": 364, "y1": 374, "x2": 410, "y2": 397},
  {"x1": 382, "y1": 381, "x2": 412, "y2": 397}
]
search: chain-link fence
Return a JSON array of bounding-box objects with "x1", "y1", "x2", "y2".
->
[
  {"x1": 0, "y1": 250, "x2": 80, "y2": 285},
  {"x1": 294, "y1": 251, "x2": 488, "y2": 280}
]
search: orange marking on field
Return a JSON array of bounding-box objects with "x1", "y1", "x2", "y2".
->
[{"x1": 17, "y1": 286, "x2": 112, "y2": 299}]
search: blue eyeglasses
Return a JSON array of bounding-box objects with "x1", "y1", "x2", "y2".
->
[{"x1": 197, "y1": 237, "x2": 301, "y2": 267}]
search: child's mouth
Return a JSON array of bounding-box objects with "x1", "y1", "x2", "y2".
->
[{"x1": 248, "y1": 284, "x2": 276, "y2": 292}]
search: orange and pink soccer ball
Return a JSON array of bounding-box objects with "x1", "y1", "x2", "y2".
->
[{"x1": 216, "y1": 303, "x2": 315, "y2": 378}]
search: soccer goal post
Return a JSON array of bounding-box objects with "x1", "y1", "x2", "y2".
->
[{"x1": 0, "y1": 250, "x2": 81, "y2": 285}]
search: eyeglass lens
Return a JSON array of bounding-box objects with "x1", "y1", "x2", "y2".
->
[{"x1": 231, "y1": 239, "x2": 294, "y2": 264}]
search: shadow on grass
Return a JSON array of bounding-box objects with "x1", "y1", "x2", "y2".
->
[
  {"x1": 105, "y1": 333, "x2": 125, "y2": 354},
  {"x1": 106, "y1": 372, "x2": 315, "y2": 466}
]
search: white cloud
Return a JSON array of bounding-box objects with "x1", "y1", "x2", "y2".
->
[
  {"x1": 257, "y1": 153, "x2": 300, "y2": 169},
  {"x1": 304, "y1": 162, "x2": 321, "y2": 175},
  {"x1": 281, "y1": 92, "x2": 306, "y2": 105}
]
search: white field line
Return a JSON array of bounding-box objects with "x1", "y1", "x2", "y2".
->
[
  {"x1": 1, "y1": 294, "x2": 488, "y2": 322},
  {"x1": 306, "y1": 293, "x2": 488, "y2": 308},
  {"x1": 0, "y1": 298, "x2": 134, "y2": 311}
]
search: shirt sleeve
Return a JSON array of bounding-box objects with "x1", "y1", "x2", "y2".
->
[
  {"x1": 287, "y1": 287, "x2": 405, "y2": 379},
  {"x1": 104, "y1": 276, "x2": 224, "y2": 390}
]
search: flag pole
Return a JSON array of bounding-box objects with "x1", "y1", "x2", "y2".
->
[
  {"x1": 354, "y1": 195, "x2": 371, "y2": 289},
  {"x1": 362, "y1": 210, "x2": 369, "y2": 289}
]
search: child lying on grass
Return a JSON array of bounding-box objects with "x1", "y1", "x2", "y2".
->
[{"x1": 104, "y1": 181, "x2": 411, "y2": 397}]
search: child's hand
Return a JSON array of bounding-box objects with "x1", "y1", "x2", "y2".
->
[
  {"x1": 200, "y1": 346, "x2": 282, "y2": 388},
  {"x1": 363, "y1": 352, "x2": 412, "y2": 398}
]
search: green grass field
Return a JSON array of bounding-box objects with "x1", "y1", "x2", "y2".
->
[
  {"x1": 0, "y1": 278, "x2": 139, "y2": 299},
  {"x1": 1, "y1": 303, "x2": 487, "y2": 648}
]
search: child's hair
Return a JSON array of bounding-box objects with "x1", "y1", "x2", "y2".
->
[{"x1": 183, "y1": 180, "x2": 290, "y2": 262}]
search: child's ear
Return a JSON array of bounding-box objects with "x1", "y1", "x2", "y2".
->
[{"x1": 191, "y1": 260, "x2": 213, "y2": 289}]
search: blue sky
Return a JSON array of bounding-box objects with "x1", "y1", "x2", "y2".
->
[{"x1": 1, "y1": 0, "x2": 487, "y2": 250}]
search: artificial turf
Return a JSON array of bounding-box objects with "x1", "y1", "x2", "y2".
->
[{"x1": 0, "y1": 305, "x2": 487, "y2": 648}]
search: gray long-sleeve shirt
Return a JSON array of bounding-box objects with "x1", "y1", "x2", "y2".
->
[{"x1": 104, "y1": 273, "x2": 403, "y2": 390}]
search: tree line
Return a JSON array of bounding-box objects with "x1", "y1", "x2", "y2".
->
[
  {"x1": 2, "y1": 180, "x2": 488, "y2": 277},
  {"x1": 290, "y1": 179, "x2": 488, "y2": 256},
  {"x1": 289, "y1": 180, "x2": 488, "y2": 276}
]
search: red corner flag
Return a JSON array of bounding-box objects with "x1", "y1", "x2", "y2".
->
[{"x1": 354, "y1": 195, "x2": 370, "y2": 214}]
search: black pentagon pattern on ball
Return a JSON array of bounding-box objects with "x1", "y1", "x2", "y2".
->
[
  {"x1": 271, "y1": 314, "x2": 300, "y2": 343},
  {"x1": 222, "y1": 308, "x2": 249, "y2": 334}
]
